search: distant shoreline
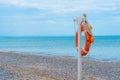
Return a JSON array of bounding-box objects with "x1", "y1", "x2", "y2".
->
[{"x1": 0, "y1": 51, "x2": 120, "y2": 80}]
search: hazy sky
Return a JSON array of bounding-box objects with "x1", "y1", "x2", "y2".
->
[{"x1": 0, "y1": 0, "x2": 120, "y2": 36}]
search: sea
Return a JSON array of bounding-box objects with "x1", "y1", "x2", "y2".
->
[{"x1": 0, "y1": 36, "x2": 120, "y2": 62}]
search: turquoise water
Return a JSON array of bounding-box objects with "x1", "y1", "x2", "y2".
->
[{"x1": 0, "y1": 36, "x2": 120, "y2": 62}]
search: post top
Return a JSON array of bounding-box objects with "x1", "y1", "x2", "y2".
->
[{"x1": 83, "y1": 13, "x2": 87, "y2": 18}]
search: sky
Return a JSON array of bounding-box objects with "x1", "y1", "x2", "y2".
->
[{"x1": 0, "y1": 0, "x2": 120, "y2": 36}]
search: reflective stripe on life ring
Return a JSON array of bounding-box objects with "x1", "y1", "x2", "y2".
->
[{"x1": 75, "y1": 24, "x2": 94, "y2": 56}]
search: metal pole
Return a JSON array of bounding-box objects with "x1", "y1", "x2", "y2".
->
[{"x1": 78, "y1": 24, "x2": 82, "y2": 80}]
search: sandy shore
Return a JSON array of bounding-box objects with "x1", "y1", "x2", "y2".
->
[{"x1": 0, "y1": 52, "x2": 120, "y2": 80}]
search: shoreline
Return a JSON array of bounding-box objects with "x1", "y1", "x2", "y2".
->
[
  {"x1": 1, "y1": 50, "x2": 119, "y2": 63},
  {"x1": 0, "y1": 52, "x2": 120, "y2": 80}
]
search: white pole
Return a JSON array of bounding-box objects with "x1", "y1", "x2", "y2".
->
[{"x1": 78, "y1": 24, "x2": 82, "y2": 80}]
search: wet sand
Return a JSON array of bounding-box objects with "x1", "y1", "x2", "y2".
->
[{"x1": 0, "y1": 52, "x2": 120, "y2": 80}]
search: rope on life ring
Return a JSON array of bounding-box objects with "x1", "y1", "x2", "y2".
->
[{"x1": 75, "y1": 24, "x2": 94, "y2": 56}]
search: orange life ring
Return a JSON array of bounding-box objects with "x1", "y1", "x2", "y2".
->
[{"x1": 75, "y1": 24, "x2": 94, "y2": 56}]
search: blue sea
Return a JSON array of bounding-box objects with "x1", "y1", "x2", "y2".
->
[{"x1": 0, "y1": 36, "x2": 120, "y2": 62}]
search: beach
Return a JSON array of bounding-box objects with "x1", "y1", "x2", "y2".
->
[{"x1": 0, "y1": 52, "x2": 120, "y2": 80}]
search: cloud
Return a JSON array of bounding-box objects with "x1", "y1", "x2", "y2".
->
[
  {"x1": 47, "y1": 20, "x2": 56, "y2": 24},
  {"x1": 0, "y1": 0, "x2": 120, "y2": 14}
]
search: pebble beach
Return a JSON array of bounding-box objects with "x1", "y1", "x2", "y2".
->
[{"x1": 0, "y1": 52, "x2": 120, "y2": 80}]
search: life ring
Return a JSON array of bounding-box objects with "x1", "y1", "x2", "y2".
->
[{"x1": 75, "y1": 24, "x2": 94, "y2": 56}]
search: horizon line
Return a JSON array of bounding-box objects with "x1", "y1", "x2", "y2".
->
[{"x1": 0, "y1": 35, "x2": 120, "y2": 37}]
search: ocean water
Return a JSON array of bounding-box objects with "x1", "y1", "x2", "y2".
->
[{"x1": 0, "y1": 36, "x2": 120, "y2": 62}]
